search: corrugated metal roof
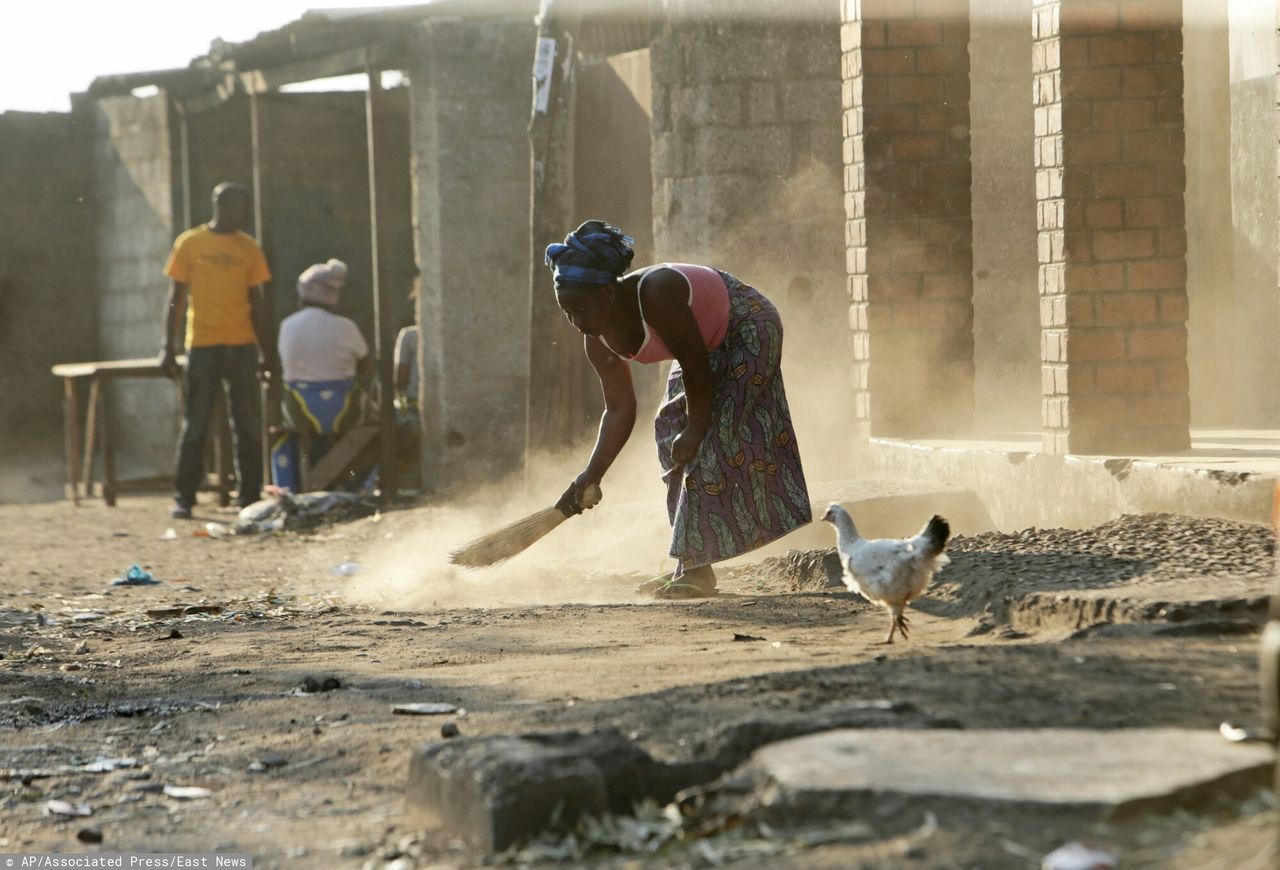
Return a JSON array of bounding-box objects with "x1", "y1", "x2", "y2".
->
[{"x1": 577, "y1": 13, "x2": 651, "y2": 64}]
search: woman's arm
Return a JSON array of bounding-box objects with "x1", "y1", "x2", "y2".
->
[
  {"x1": 555, "y1": 335, "x2": 637, "y2": 515},
  {"x1": 393, "y1": 327, "x2": 413, "y2": 391},
  {"x1": 639, "y1": 269, "x2": 712, "y2": 466}
]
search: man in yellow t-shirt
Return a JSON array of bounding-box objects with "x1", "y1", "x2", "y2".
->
[{"x1": 159, "y1": 182, "x2": 276, "y2": 519}]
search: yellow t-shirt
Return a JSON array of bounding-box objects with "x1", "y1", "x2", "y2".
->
[{"x1": 163, "y1": 225, "x2": 272, "y2": 348}]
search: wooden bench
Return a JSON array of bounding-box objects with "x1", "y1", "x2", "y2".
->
[
  {"x1": 50, "y1": 356, "x2": 246, "y2": 507},
  {"x1": 269, "y1": 424, "x2": 379, "y2": 492}
]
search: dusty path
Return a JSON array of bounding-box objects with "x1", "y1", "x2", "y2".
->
[{"x1": 1, "y1": 495, "x2": 1277, "y2": 868}]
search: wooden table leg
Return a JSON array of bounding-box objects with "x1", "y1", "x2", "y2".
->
[
  {"x1": 215, "y1": 392, "x2": 233, "y2": 508},
  {"x1": 211, "y1": 392, "x2": 223, "y2": 502},
  {"x1": 99, "y1": 376, "x2": 117, "y2": 507},
  {"x1": 260, "y1": 380, "x2": 271, "y2": 497},
  {"x1": 63, "y1": 378, "x2": 82, "y2": 506},
  {"x1": 300, "y1": 429, "x2": 312, "y2": 492},
  {"x1": 81, "y1": 378, "x2": 100, "y2": 499}
]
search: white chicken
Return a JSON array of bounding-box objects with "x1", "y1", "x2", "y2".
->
[{"x1": 821, "y1": 503, "x2": 951, "y2": 644}]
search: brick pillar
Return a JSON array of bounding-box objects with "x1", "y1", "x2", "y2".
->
[
  {"x1": 1034, "y1": 0, "x2": 1190, "y2": 454},
  {"x1": 841, "y1": 0, "x2": 975, "y2": 439}
]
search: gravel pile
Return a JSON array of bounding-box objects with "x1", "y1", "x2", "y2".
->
[
  {"x1": 949, "y1": 513, "x2": 1273, "y2": 573},
  {"x1": 763, "y1": 513, "x2": 1276, "y2": 623},
  {"x1": 938, "y1": 513, "x2": 1277, "y2": 625}
]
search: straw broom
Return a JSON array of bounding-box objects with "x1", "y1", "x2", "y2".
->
[{"x1": 448, "y1": 484, "x2": 602, "y2": 568}]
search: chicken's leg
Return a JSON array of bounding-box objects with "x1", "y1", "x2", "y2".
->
[{"x1": 879, "y1": 606, "x2": 900, "y2": 645}]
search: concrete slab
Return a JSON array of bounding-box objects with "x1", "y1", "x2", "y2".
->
[
  {"x1": 719, "y1": 728, "x2": 1273, "y2": 824},
  {"x1": 865, "y1": 428, "x2": 1280, "y2": 530}
]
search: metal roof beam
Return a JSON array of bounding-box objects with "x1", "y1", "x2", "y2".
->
[{"x1": 237, "y1": 43, "x2": 400, "y2": 94}]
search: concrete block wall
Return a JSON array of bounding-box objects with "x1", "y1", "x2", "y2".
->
[
  {"x1": 650, "y1": 3, "x2": 845, "y2": 301},
  {"x1": 184, "y1": 98, "x2": 254, "y2": 235},
  {"x1": 841, "y1": 0, "x2": 976, "y2": 439},
  {"x1": 91, "y1": 93, "x2": 181, "y2": 481},
  {"x1": 1034, "y1": 0, "x2": 1191, "y2": 454},
  {"x1": 409, "y1": 17, "x2": 536, "y2": 491},
  {"x1": 0, "y1": 108, "x2": 97, "y2": 500},
  {"x1": 651, "y1": 0, "x2": 851, "y2": 477}
]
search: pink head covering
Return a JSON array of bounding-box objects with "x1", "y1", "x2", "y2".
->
[{"x1": 297, "y1": 259, "x2": 348, "y2": 306}]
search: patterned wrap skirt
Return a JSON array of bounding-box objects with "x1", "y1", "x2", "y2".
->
[{"x1": 655, "y1": 271, "x2": 812, "y2": 568}]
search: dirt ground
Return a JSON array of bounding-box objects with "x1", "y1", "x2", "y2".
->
[{"x1": 1, "y1": 493, "x2": 1278, "y2": 869}]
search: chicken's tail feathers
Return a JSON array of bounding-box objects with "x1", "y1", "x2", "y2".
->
[{"x1": 916, "y1": 514, "x2": 951, "y2": 558}]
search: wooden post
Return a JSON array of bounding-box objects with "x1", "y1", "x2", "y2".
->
[
  {"x1": 526, "y1": 0, "x2": 586, "y2": 469},
  {"x1": 81, "y1": 377, "x2": 100, "y2": 498},
  {"x1": 63, "y1": 378, "x2": 81, "y2": 506},
  {"x1": 177, "y1": 103, "x2": 192, "y2": 230},
  {"x1": 366, "y1": 57, "x2": 399, "y2": 498},
  {"x1": 250, "y1": 90, "x2": 264, "y2": 274},
  {"x1": 249, "y1": 90, "x2": 273, "y2": 493},
  {"x1": 99, "y1": 377, "x2": 117, "y2": 507}
]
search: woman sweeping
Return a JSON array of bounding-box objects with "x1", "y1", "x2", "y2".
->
[{"x1": 548, "y1": 220, "x2": 812, "y2": 599}]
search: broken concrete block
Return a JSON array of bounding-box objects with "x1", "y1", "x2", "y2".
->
[
  {"x1": 405, "y1": 729, "x2": 699, "y2": 852},
  {"x1": 407, "y1": 735, "x2": 607, "y2": 853}
]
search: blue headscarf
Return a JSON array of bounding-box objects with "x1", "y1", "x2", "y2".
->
[{"x1": 544, "y1": 220, "x2": 635, "y2": 286}]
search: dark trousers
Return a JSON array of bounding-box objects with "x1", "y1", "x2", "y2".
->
[{"x1": 175, "y1": 344, "x2": 262, "y2": 507}]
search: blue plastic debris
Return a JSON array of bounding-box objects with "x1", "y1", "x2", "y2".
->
[{"x1": 111, "y1": 564, "x2": 161, "y2": 586}]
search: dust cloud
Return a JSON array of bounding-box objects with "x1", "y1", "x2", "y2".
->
[
  {"x1": 0, "y1": 456, "x2": 69, "y2": 504},
  {"x1": 347, "y1": 158, "x2": 866, "y2": 611},
  {"x1": 758, "y1": 160, "x2": 862, "y2": 485},
  {"x1": 344, "y1": 429, "x2": 676, "y2": 611},
  {"x1": 345, "y1": 330, "x2": 851, "y2": 612},
  {"x1": 693, "y1": 158, "x2": 862, "y2": 484},
  {"x1": 344, "y1": 157, "x2": 865, "y2": 611}
]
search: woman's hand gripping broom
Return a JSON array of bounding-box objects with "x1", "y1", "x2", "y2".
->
[{"x1": 447, "y1": 484, "x2": 602, "y2": 568}]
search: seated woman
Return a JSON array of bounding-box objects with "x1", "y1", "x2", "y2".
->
[
  {"x1": 272, "y1": 259, "x2": 372, "y2": 490},
  {"x1": 393, "y1": 298, "x2": 422, "y2": 436},
  {"x1": 547, "y1": 220, "x2": 812, "y2": 599},
  {"x1": 393, "y1": 312, "x2": 423, "y2": 485}
]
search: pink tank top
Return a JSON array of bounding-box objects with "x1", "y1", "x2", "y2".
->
[{"x1": 605, "y1": 264, "x2": 731, "y2": 364}]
